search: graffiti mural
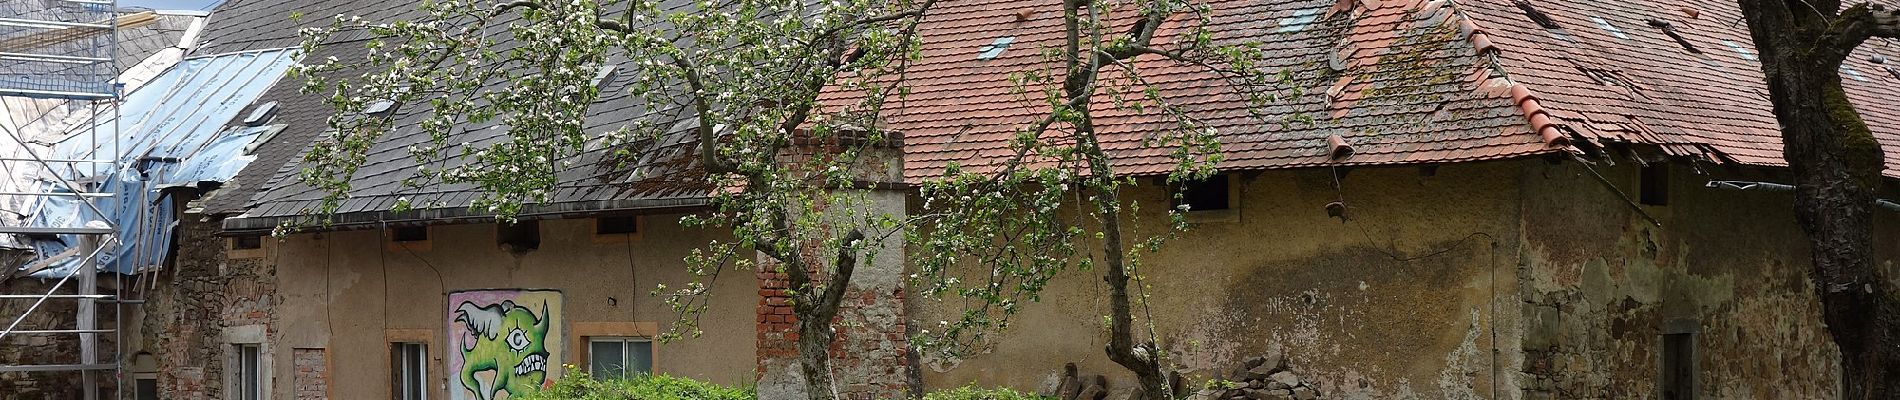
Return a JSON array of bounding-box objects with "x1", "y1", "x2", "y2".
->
[{"x1": 447, "y1": 290, "x2": 563, "y2": 400}]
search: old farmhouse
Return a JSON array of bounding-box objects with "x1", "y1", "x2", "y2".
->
[{"x1": 2, "y1": 0, "x2": 1898, "y2": 398}]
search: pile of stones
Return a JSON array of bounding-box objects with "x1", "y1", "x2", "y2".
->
[
  {"x1": 1188, "y1": 353, "x2": 1321, "y2": 400},
  {"x1": 1039, "y1": 363, "x2": 1112, "y2": 400}
]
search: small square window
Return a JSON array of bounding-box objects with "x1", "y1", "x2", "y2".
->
[
  {"x1": 391, "y1": 343, "x2": 427, "y2": 400},
  {"x1": 497, "y1": 220, "x2": 540, "y2": 252},
  {"x1": 588, "y1": 337, "x2": 654, "y2": 379},
  {"x1": 596, "y1": 216, "x2": 640, "y2": 235},
  {"x1": 392, "y1": 226, "x2": 429, "y2": 242},
  {"x1": 1174, "y1": 174, "x2": 1232, "y2": 212},
  {"x1": 231, "y1": 235, "x2": 262, "y2": 250},
  {"x1": 135, "y1": 376, "x2": 158, "y2": 400}
]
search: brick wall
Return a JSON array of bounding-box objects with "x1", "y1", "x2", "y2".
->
[
  {"x1": 292, "y1": 348, "x2": 328, "y2": 399},
  {"x1": 756, "y1": 269, "x2": 913, "y2": 400}
]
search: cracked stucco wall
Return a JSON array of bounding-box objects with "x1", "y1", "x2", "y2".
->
[
  {"x1": 911, "y1": 161, "x2": 1530, "y2": 400},
  {"x1": 1516, "y1": 161, "x2": 1884, "y2": 399}
]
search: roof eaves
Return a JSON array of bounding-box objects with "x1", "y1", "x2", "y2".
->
[{"x1": 219, "y1": 197, "x2": 714, "y2": 234}]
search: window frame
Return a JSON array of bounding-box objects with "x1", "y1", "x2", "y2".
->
[
  {"x1": 1171, "y1": 173, "x2": 1243, "y2": 223},
  {"x1": 223, "y1": 325, "x2": 269, "y2": 400},
  {"x1": 586, "y1": 337, "x2": 655, "y2": 379},
  {"x1": 392, "y1": 342, "x2": 428, "y2": 400},
  {"x1": 228, "y1": 235, "x2": 266, "y2": 259},
  {"x1": 238, "y1": 344, "x2": 262, "y2": 400},
  {"x1": 569, "y1": 322, "x2": 660, "y2": 378}
]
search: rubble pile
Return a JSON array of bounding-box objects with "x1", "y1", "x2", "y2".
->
[{"x1": 1188, "y1": 353, "x2": 1322, "y2": 400}]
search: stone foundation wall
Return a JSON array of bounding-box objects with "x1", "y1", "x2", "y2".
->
[{"x1": 141, "y1": 213, "x2": 276, "y2": 400}]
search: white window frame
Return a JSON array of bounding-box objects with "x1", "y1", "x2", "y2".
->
[
  {"x1": 237, "y1": 344, "x2": 263, "y2": 400},
  {"x1": 394, "y1": 342, "x2": 428, "y2": 400},
  {"x1": 223, "y1": 325, "x2": 270, "y2": 400},
  {"x1": 586, "y1": 337, "x2": 654, "y2": 379}
]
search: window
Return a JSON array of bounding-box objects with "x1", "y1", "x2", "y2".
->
[
  {"x1": 497, "y1": 220, "x2": 540, "y2": 252},
  {"x1": 1661, "y1": 333, "x2": 1695, "y2": 399},
  {"x1": 392, "y1": 226, "x2": 429, "y2": 242},
  {"x1": 238, "y1": 344, "x2": 262, "y2": 400},
  {"x1": 588, "y1": 337, "x2": 654, "y2": 379},
  {"x1": 1640, "y1": 164, "x2": 1669, "y2": 206},
  {"x1": 596, "y1": 216, "x2": 640, "y2": 235},
  {"x1": 391, "y1": 343, "x2": 427, "y2": 400},
  {"x1": 135, "y1": 375, "x2": 158, "y2": 400},
  {"x1": 1175, "y1": 174, "x2": 1232, "y2": 212},
  {"x1": 232, "y1": 235, "x2": 262, "y2": 250}
]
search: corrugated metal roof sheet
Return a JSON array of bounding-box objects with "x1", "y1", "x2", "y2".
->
[{"x1": 14, "y1": 48, "x2": 296, "y2": 277}]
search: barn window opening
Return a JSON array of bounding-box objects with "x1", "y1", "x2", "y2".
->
[
  {"x1": 1661, "y1": 333, "x2": 1696, "y2": 399},
  {"x1": 392, "y1": 226, "x2": 429, "y2": 242},
  {"x1": 231, "y1": 235, "x2": 262, "y2": 250},
  {"x1": 1640, "y1": 164, "x2": 1669, "y2": 206},
  {"x1": 1175, "y1": 174, "x2": 1232, "y2": 211},
  {"x1": 498, "y1": 220, "x2": 541, "y2": 252},
  {"x1": 597, "y1": 216, "x2": 641, "y2": 235}
]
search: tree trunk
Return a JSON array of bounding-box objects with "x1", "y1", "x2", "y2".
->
[
  {"x1": 798, "y1": 318, "x2": 839, "y2": 400},
  {"x1": 1741, "y1": 1, "x2": 1900, "y2": 396}
]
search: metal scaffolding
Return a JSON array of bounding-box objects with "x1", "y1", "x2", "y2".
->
[{"x1": 0, "y1": 0, "x2": 127, "y2": 399}]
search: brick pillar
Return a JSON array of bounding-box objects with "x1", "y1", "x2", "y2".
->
[{"x1": 754, "y1": 140, "x2": 912, "y2": 400}]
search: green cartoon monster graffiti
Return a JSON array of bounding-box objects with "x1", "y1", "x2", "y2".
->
[{"x1": 453, "y1": 300, "x2": 552, "y2": 400}]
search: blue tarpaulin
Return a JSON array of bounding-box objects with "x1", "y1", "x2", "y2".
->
[{"x1": 19, "y1": 48, "x2": 298, "y2": 278}]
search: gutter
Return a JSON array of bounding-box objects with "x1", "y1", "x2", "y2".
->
[
  {"x1": 1704, "y1": 180, "x2": 1900, "y2": 212},
  {"x1": 219, "y1": 197, "x2": 713, "y2": 235}
]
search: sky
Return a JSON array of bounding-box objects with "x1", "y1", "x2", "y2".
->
[{"x1": 118, "y1": 0, "x2": 223, "y2": 11}]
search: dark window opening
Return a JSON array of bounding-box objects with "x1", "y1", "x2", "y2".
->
[
  {"x1": 597, "y1": 216, "x2": 640, "y2": 235},
  {"x1": 1514, "y1": 0, "x2": 1562, "y2": 29},
  {"x1": 498, "y1": 220, "x2": 541, "y2": 252},
  {"x1": 1661, "y1": 333, "x2": 1695, "y2": 399},
  {"x1": 1175, "y1": 175, "x2": 1231, "y2": 212},
  {"x1": 1640, "y1": 164, "x2": 1669, "y2": 205},
  {"x1": 390, "y1": 343, "x2": 427, "y2": 400},
  {"x1": 136, "y1": 377, "x2": 158, "y2": 400},
  {"x1": 392, "y1": 226, "x2": 429, "y2": 242},
  {"x1": 231, "y1": 235, "x2": 262, "y2": 250}
]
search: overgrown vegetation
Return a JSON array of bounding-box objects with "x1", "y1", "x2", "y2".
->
[
  {"x1": 515, "y1": 369, "x2": 755, "y2": 400},
  {"x1": 920, "y1": 386, "x2": 1055, "y2": 400},
  {"x1": 519, "y1": 371, "x2": 1052, "y2": 400}
]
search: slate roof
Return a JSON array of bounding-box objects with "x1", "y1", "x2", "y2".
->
[{"x1": 213, "y1": 0, "x2": 715, "y2": 231}]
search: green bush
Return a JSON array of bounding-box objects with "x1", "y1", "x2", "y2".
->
[
  {"x1": 922, "y1": 385, "x2": 1054, "y2": 400},
  {"x1": 517, "y1": 367, "x2": 754, "y2": 400}
]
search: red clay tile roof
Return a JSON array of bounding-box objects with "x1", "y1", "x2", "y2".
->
[
  {"x1": 1428, "y1": 0, "x2": 1900, "y2": 174},
  {"x1": 873, "y1": 0, "x2": 1568, "y2": 181},
  {"x1": 874, "y1": 0, "x2": 1900, "y2": 182}
]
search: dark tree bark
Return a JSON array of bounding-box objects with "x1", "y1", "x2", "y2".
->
[{"x1": 1738, "y1": 1, "x2": 1900, "y2": 398}]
